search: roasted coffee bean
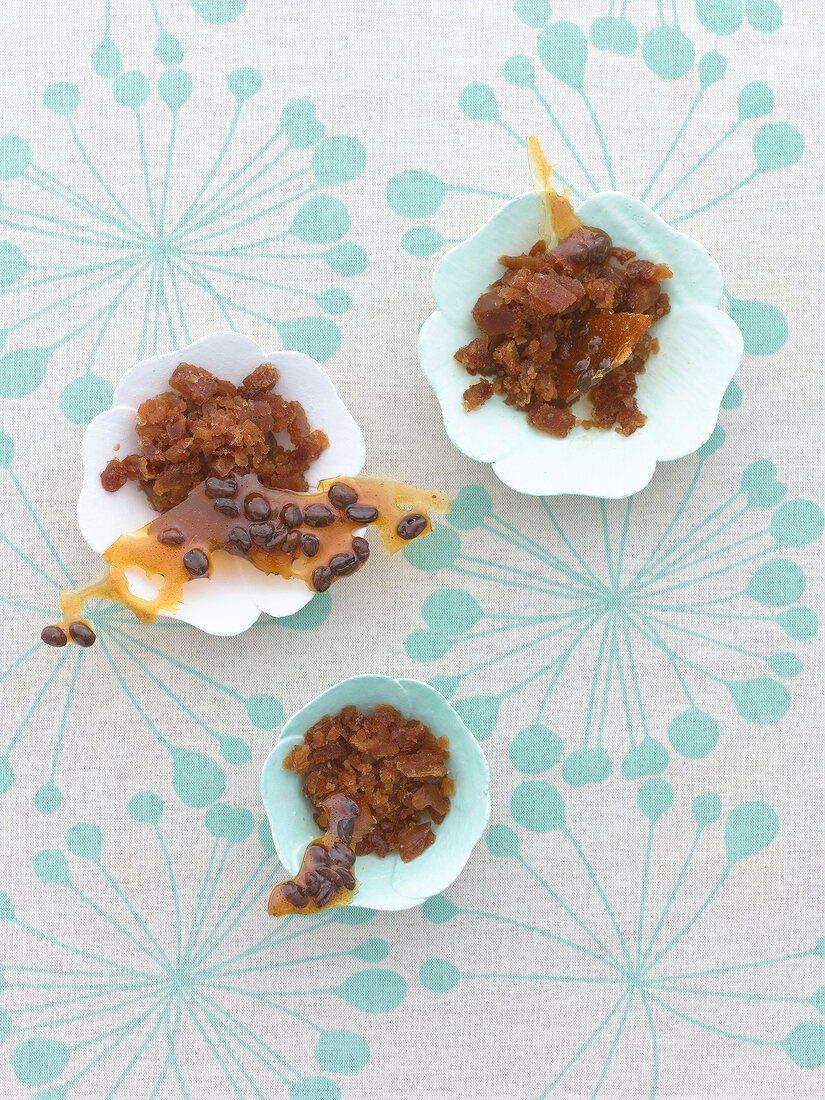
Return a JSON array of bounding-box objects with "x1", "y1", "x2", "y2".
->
[
  {"x1": 249, "y1": 521, "x2": 275, "y2": 545},
  {"x1": 337, "y1": 869, "x2": 356, "y2": 892},
  {"x1": 397, "y1": 513, "x2": 427, "y2": 540},
  {"x1": 324, "y1": 868, "x2": 344, "y2": 888},
  {"x1": 228, "y1": 526, "x2": 251, "y2": 552},
  {"x1": 280, "y1": 883, "x2": 308, "y2": 909},
  {"x1": 205, "y1": 477, "x2": 237, "y2": 499},
  {"x1": 303, "y1": 503, "x2": 335, "y2": 527},
  {"x1": 308, "y1": 843, "x2": 330, "y2": 867},
  {"x1": 312, "y1": 566, "x2": 332, "y2": 592},
  {"x1": 244, "y1": 493, "x2": 271, "y2": 521},
  {"x1": 158, "y1": 527, "x2": 185, "y2": 546},
  {"x1": 280, "y1": 503, "x2": 303, "y2": 528},
  {"x1": 313, "y1": 881, "x2": 335, "y2": 908},
  {"x1": 69, "y1": 621, "x2": 96, "y2": 647},
  {"x1": 328, "y1": 482, "x2": 358, "y2": 510},
  {"x1": 346, "y1": 504, "x2": 379, "y2": 524},
  {"x1": 300, "y1": 534, "x2": 320, "y2": 557},
  {"x1": 304, "y1": 871, "x2": 323, "y2": 897},
  {"x1": 329, "y1": 841, "x2": 356, "y2": 868},
  {"x1": 329, "y1": 551, "x2": 359, "y2": 577},
  {"x1": 337, "y1": 816, "x2": 355, "y2": 844},
  {"x1": 282, "y1": 530, "x2": 300, "y2": 553},
  {"x1": 41, "y1": 625, "x2": 68, "y2": 648},
  {"x1": 183, "y1": 548, "x2": 210, "y2": 577},
  {"x1": 213, "y1": 497, "x2": 239, "y2": 518},
  {"x1": 268, "y1": 525, "x2": 288, "y2": 550},
  {"x1": 351, "y1": 537, "x2": 370, "y2": 562}
]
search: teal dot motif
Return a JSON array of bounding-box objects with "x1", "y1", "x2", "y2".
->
[
  {"x1": 112, "y1": 71, "x2": 150, "y2": 110},
  {"x1": 641, "y1": 25, "x2": 695, "y2": 78},
  {"x1": 637, "y1": 777, "x2": 673, "y2": 823},
  {"x1": 727, "y1": 295, "x2": 789, "y2": 355},
  {"x1": 386, "y1": 170, "x2": 448, "y2": 219},
  {"x1": 0, "y1": 348, "x2": 52, "y2": 399},
  {"x1": 401, "y1": 226, "x2": 445, "y2": 257},
  {"x1": 515, "y1": 0, "x2": 551, "y2": 29},
  {"x1": 157, "y1": 68, "x2": 193, "y2": 112},
  {"x1": 43, "y1": 83, "x2": 80, "y2": 116},
  {"x1": 668, "y1": 708, "x2": 719, "y2": 759},
  {"x1": 724, "y1": 801, "x2": 779, "y2": 865},
  {"x1": 189, "y1": 0, "x2": 247, "y2": 23},
  {"x1": 66, "y1": 824, "x2": 104, "y2": 861},
  {"x1": 228, "y1": 66, "x2": 263, "y2": 102},
  {"x1": 33, "y1": 782, "x2": 62, "y2": 815},
  {"x1": 288, "y1": 1080, "x2": 340, "y2": 1100},
  {"x1": 156, "y1": 30, "x2": 184, "y2": 67},
  {"x1": 726, "y1": 677, "x2": 790, "y2": 724},
  {"x1": 537, "y1": 21, "x2": 588, "y2": 90},
  {"x1": 746, "y1": 559, "x2": 804, "y2": 606},
  {"x1": 752, "y1": 121, "x2": 804, "y2": 172},
  {"x1": 32, "y1": 850, "x2": 71, "y2": 886},
  {"x1": 589, "y1": 15, "x2": 638, "y2": 54},
  {"x1": 0, "y1": 135, "x2": 31, "y2": 180},
  {"x1": 169, "y1": 746, "x2": 225, "y2": 808},
  {"x1": 423, "y1": 895, "x2": 460, "y2": 924},
  {"x1": 311, "y1": 136, "x2": 366, "y2": 185},
  {"x1": 693, "y1": 791, "x2": 723, "y2": 827},
  {"x1": 449, "y1": 485, "x2": 493, "y2": 530},
  {"x1": 290, "y1": 196, "x2": 351, "y2": 245},
  {"x1": 459, "y1": 83, "x2": 501, "y2": 122},
  {"x1": 510, "y1": 724, "x2": 564, "y2": 774},
  {"x1": 452, "y1": 693, "x2": 504, "y2": 741},
  {"x1": 280, "y1": 592, "x2": 332, "y2": 630},
  {"x1": 403, "y1": 524, "x2": 460, "y2": 572},
  {"x1": 315, "y1": 1030, "x2": 369, "y2": 1074},
  {"x1": 776, "y1": 607, "x2": 818, "y2": 641},
  {"x1": 244, "y1": 693, "x2": 285, "y2": 730},
  {"x1": 511, "y1": 780, "x2": 565, "y2": 831},
  {"x1": 486, "y1": 823, "x2": 520, "y2": 858},
  {"x1": 127, "y1": 791, "x2": 163, "y2": 824},
  {"x1": 621, "y1": 736, "x2": 670, "y2": 778},
  {"x1": 422, "y1": 589, "x2": 482, "y2": 635},
  {"x1": 420, "y1": 959, "x2": 461, "y2": 993},
  {"x1": 60, "y1": 375, "x2": 113, "y2": 425},
  {"x1": 92, "y1": 36, "x2": 122, "y2": 78},
  {"x1": 11, "y1": 1038, "x2": 72, "y2": 1086},
  {"x1": 696, "y1": 0, "x2": 745, "y2": 35},
  {"x1": 406, "y1": 628, "x2": 452, "y2": 662},
  {"x1": 771, "y1": 500, "x2": 825, "y2": 548},
  {"x1": 335, "y1": 970, "x2": 407, "y2": 1013},
  {"x1": 782, "y1": 1023, "x2": 825, "y2": 1069},
  {"x1": 0, "y1": 242, "x2": 29, "y2": 286}
]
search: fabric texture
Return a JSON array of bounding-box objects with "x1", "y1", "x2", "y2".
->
[{"x1": 1, "y1": 1, "x2": 823, "y2": 1097}]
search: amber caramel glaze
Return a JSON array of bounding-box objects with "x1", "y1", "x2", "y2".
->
[
  {"x1": 268, "y1": 794, "x2": 373, "y2": 917},
  {"x1": 53, "y1": 474, "x2": 450, "y2": 640},
  {"x1": 554, "y1": 312, "x2": 653, "y2": 405}
]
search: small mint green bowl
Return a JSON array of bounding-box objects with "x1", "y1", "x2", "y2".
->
[{"x1": 260, "y1": 675, "x2": 491, "y2": 911}]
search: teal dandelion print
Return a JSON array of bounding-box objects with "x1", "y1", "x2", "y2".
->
[
  {"x1": 386, "y1": 4, "x2": 797, "y2": 355},
  {"x1": 404, "y1": 423, "x2": 823, "y2": 784},
  {"x1": 0, "y1": 428, "x2": 333, "y2": 813},
  {"x1": 0, "y1": 796, "x2": 406, "y2": 1097},
  {"x1": 0, "y1": 67, "x2": 367, "y2": 420},
  {"x1": 420, "y1": 779, "x2": 825, "y2": 1096}
]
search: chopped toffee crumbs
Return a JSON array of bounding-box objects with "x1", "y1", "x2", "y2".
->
[
  {"x1": 284, "y1": 704, "x2": 454, "y2": 863},
  {"x1": 100, "y1": 361, "x2": 328, "y2": 511},
  {"x1": 455, "y1": 229, "x2": 671, "y2": 437}
]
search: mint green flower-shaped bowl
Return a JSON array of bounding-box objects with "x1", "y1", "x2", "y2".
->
[
  {"x1": 260, "y1": 675, "x2": 490, "y2": 911},
  {"x1": 419, "y1": 191, "x2": 744, "y2": 497}
]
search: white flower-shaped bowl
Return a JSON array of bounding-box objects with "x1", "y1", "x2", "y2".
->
[
  {"x1": 418, "y1": 191, "x2": 744, "y2": 497},
  {"x1": 260, "y1": 675, "x2": 491, "y2": 911},
  {"x1": 78, "y1": 331, "x2": 366, "y2": 634}
]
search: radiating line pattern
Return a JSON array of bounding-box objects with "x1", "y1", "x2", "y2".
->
[
  {"x1": 403, "y1": 418, "x2": 824, "y2": 785},
  {"x1": 0, "y1": 795, "x2": 406, "y2": 1098},
  {"x1": 420, "y1": 778, "x2": 825, "y2": 1097},
  {"x1": 386, "y1": 3, "x2": 795, "y2": 357},
  {"x1": 0, "y1": 429, "x2": 332, "y2": 813},
  {"x1": 0, "y1": 65, "x2": 367, "y2": 421}
]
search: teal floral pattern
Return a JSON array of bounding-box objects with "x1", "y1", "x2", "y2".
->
[
  {"x1": 420, "y1": 777, "x2": 825, "y2": 1095},
  {"x1": 0, "y1": 65, "x2": 367, "y2": 421},
  {"x1": 404, "y1": 415, "x2": 823, "y2": 783},
  {"x1": 386, "y1": 2, "x2": 797, "y2": 358},
  {"x1": 0, "y1": 795, "x2": 405, "y2": 1097}
]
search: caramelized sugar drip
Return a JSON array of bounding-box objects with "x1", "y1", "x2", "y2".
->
[
  {"x1": 42, "y1": 475, "x2": 450, "y2": 645},
  {"x1": 268, "y1": 793, "x2": 371, "y2": 917},
  {"x1": 284, "y1": 704, "x2": 454, "y2": 862}
]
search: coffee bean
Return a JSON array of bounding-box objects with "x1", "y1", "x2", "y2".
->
[
  {"x1": 280, "y1": 503, "x2": 303, "y2": 528},
  {"x1": 337, "y1": 869, "x2": 356, "y2": 892},
  {"x1": 205, "y1": 477, "x2": 237, "y2": 499},
  {"x1": 69, "y1": 621, "x2": 96, "y2": 647},
  {"x1": 300, "y1": 534, "x2": 320, "y2": 557},
  {"x1": 329, "y1": 842, "x2": 356, "y2": 868},
  {"x1": 228, "y1": 526, "x2": 251, "y2": 552},
  {"x1": 280, "y1": 883, "x2": 308, "y2": 909},
  {"x1": 213, "y1": 497, "x2": 239, "y2": 517},
  {"x1": 328, "y1": 482, "x2": 358, "y2": 510},
  {"x1": 313, "y1": 881, "x2": 335, "y2": 908},
  {"x1": 283, "y1": 530, "x2": 300, "y2": 553},
  {"x1": 337, "y1": 815, "x2": 355, "y2": 844},
  {"x1": 183, "y1": 548, "x2": 210, "y2": 577},
  {"x1": 158, "y1": 527, "x2": 185, "y2": 546},
  {"x1": 244, "y1": 493, "x2": 271, "y2": 521},
  {"x1": 304, "y1": 871, "x2": 323, "y2": 897},
  {"x1": 303, "y1": 503, "x2": 335, "y2": 528},
  {"x1": 308, "y1": 844, "x2": 330, "y2": 867},
  {"x1": 346, "y1": 504, "x2": 379, "y2": 524},
  {"x1": 41, "y1": 625, "x2": 67, "y2": 648},
  {"x1": 269, "y1": 525, "x2": 288, "y2": 550},
  {"x1": 324, "y1": 868, "x2": 344, "y2": 888},
  {"x1": 312, "y1": 566, "x2": 332, "y2": 592},
  {"x1": 397, "y1": 513, "x2": 427, "y2": 540},
  {"x1": 351, "y1": 537, "x2": 370, "y2": 563},
  {"x1": 249, "y1": 521, "x2": 275, "y2": 545},
  {"x1": 329, "y1": 551, "x2": 359, "y2": 577}
]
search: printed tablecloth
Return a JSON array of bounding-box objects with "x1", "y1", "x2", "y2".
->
[{"x1": 1, "y1": 2, "x2": 824, "y2": 1097}]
